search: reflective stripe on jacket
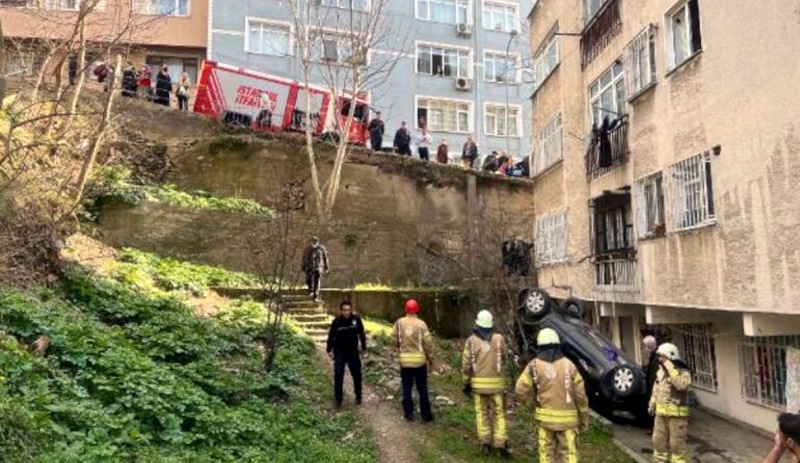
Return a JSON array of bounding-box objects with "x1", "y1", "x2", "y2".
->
[
  {"x1": 649, "y1": 361, "x2": 691, "y2": 418},
  {"x1": 392, "y1": 315, "x2": 434, "y2": 368},
  {"x1": 461, "y1": 332, "x2": 507, "y2": 394},
  {"x1": 515, "y1": 357, "x2": 589, "y2": 431}
]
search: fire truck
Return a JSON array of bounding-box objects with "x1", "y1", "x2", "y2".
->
[{"x1": 193, "y1": 60, "x2": 370, "y2": 145}]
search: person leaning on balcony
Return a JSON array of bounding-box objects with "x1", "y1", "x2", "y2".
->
[
  {"x1": 649, "y1": 343, "x2": 692, "y2": 463},
  {"x1": 762, "y1": 413, "x2": 800, "y2": 463}
]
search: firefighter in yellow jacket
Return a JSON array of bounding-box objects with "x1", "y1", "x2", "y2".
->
[
  {"x1": 392, "y1": 299, "x2": 435, "y2": 422},
  {"x1": 461, "y1": 310, "x2": 511, "y2": 458},
  {"x1": 515, "y1": 328, "x2": 589, "y2": 463},
  {"x1": 649, "y1": 342, "x2": 691, "y2": 463}
]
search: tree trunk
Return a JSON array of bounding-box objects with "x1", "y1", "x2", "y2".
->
[
  {"x1": 302, "y1": 66, "x2": 324, "y2": 221},
  {"x1": 0, "y1": 20, "x2": 6, "y2": 103},
  {"x1": 65, "y1": 13, "x2": 88, "y2": 130}
]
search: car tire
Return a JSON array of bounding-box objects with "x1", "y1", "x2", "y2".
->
[
  {"x1": 607, "y1": 364, "x2": 641, "y2": 399},
  {"x1": 517, "y1": 288, "x2": 554, "y2": 323},
  {"x1": 560, "y1": 297, "x2": 587, "y2": 320}
]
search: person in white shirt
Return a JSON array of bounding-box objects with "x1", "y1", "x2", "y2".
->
[{"x1": 416, "y1": 127, "x2": 433, "y2": 161}]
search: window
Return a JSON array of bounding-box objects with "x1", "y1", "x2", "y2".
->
[
  {"x1": 534, "y1": 210, "x2": 568, "y2": 265},
  {"x1": 624, "y1": 25, "x2": 657, "y2": 99},
  {"x1": 635, "y1": 172, "x2": 665, "y2": 238},
  {"x1": 584, "y1": 0, "x2": 609, "y2": 21},
  {"x1": 136, "y1": 0, "x2": 188, "y2": 16},
  {"x1": 580, "y1": 0, "x2": 621, "y2": 67},
  {"x1": 667, "y1": 0, "x2": 702, "y2": 69},
  {"x1": 739, "y1": 336, "x2": 800, "y2": 409},
  {"x1": 416, "y1": 0, "x2": 468, "y2": 25},
  {"x1": 531, "y1": 32, "x2": 559, "y2": 93},
  {"x1": 482, "y1": 1, "x2": 517, "y2": 32},
  {"x1": 673, "y1": 324, "x2": 718, "y2": 392},
  {"x1": 246, "y1": 20, "x2": 291, "y2": 56},
  {"x1": 416, "y1": 97, "x2": 471, "y2": 133},
  {"x1": 533, "y1": 112, "x2": 562, "y2": 175},
  {"x1": 146, "y1": 56, "x2": 198, "y2": 84},
  {"x1": 592, "y1": 196, "x2": 633, "y2": 254},
  {"x1": 417, "y1": 44, "x2": 470, "y2": 78},
  {"x1": 589, "y1": 61, "x2": 625, "y2": 126},
  {"x1": 320, "y1": 0, "x2": 368, "y2": 11},
  {"x1": 310, "y1": 31, "x2": 365, "y2": 65},
  {"x1": 483, "y1": 52, "x2": 518, "y2": 83},
  {"x1": 484, "y1": 104, "x2": 519, "y2": 137},
  {"x1": 669, "y1": 151, "x2": 715, "y2": 230}
]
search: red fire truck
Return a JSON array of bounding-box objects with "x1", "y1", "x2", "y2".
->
[{"x1": 193, "y1": 60, "x2": 370, "y2": 144}]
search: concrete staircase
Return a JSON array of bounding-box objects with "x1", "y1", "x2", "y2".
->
[{"x1": 282, "y1": 292, "x2": 331, "y2": 344}]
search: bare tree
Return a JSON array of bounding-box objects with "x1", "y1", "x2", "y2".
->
[{"x1": 283, "y1": 0, "x2": 411, "y2": 220}]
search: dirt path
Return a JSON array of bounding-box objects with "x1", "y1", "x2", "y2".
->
[{"x1": 315, "y1": 346, "x2": 419, "y2": 463}]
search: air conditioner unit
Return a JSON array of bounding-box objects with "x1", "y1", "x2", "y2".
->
[
  {"x1": 455, "y1": 77, "x2": 473, "y2": 91},
  {"x1": 456, "y1": 23, "x2": 473, "y2": 36}
]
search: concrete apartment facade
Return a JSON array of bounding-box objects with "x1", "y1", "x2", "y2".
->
[
  {"x1": 208, "y1": 0, "x2": 533, "y2": 161},
  {"x1": 1, "y1": 0, "x2": 208, "y2": 84},
  {"x1": 528, "y1": 0, "x2": 800, "y2": 431}
]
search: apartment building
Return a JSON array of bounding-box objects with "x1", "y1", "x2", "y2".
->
[
  {"x1": 528, "y1": 0, "x2": 800, "y2": 431},
  {"x1": 1, "y1": 0, "x2": 208, "y2": 84},
  {"x1": 208, "y1": 0, "x2": 532, "y2": 160}
]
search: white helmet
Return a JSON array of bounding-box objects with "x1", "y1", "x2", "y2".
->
[
  {"x1": 537, "y1": 328, "x2": 561, "y2": 346},
  {"x1": 656, "y1": 343, "x2": 680, "y2": 361},
  {"x1": 476, "y1": 310, "x2": 493, "y2": 329}
]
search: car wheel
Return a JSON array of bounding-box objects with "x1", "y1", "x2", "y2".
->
[
  {"x1": 609, "y1": 365, "x2": 638, "y2": 398},
  {"x1": 518, "y1": 288, "x2": 553, "y2": 323},
  {"x1": 560, "y1": 297, "x2": 587, "y2": 320}
]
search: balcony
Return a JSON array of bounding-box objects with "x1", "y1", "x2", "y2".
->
[
  {"x1": 594, "y1": 258, "x2": 638, "y2": 292},
  {"x1": 590, "y1": 190, "x2": 638, "y2": 292},
  {"x1": 580, "y1": 0, "x2": 622, "y2": 68},
  {"x1": 585, "y1": 116, "x2": 629, "y2": 181}
]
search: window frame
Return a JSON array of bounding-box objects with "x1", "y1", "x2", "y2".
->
[
  {"x1": 308, "y1": 27, "x2": 370, "y2": 66},
  {"x1": 665, "y1": 0, "x2": 703, "y2": 71},
  {"x1": 531, "y1": 29, "x2": 559, "y2": 95},
  {"x1": 244, "y1": 18, "x2": 293, "y2": 57},
  {"x1": 483, "y1": 103, "x2": 521, "y2": 138},
  {"x1": 624, "y1": 24, "x2": 657, "y2": 100},
  {"x1": 483, "y1": 50, "x2": 520, "y2": 84},
  {"x1": 135, "y1": 0, "x2": 190, "y2": 16},
  {"x1": 532, "y1": 111, "x2": 562, "y2": 175},
  {"x1": 738, "y1": 335, "x2": 800, "y2": 410},
  {"x1": 668, "y1": 150, "x2": 715, "y2": 231},
  {"x1": 635, "y1": 172, "x2": 666, "y2": 239},
  {"x1": 415, "y1": 41, "x2": 472, "y2": 79},
  {"x1": 534, "y1": 209, "x2": 568, "y2": 266},
  {"x1": 481, "y1": 0, "x2": 519, "y2": 33},
  {"x1": 415, "y1": 95, "x2": 473, "y2": 134},
  {"x1": 319, "y1": 0, "x2": 371, "y2": 12},
  {"x1": 588, "y1": 61, "x2": 626, "y2": 128},
  {"x1": 416, "y1": 0, "x2": 470, "y2": 25}
]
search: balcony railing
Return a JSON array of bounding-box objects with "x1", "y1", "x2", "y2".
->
[
  {"x1": 581, "y1": 0, "x2": 622, "y2": 68},
  {"x1": 585, "y1": 116, "x2": 629, "y2": 181},
  {"x1": 594, "y1": 258, "x2": 638, "y2": 291}
]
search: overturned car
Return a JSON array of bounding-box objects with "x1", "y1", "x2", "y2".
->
[{"x1": 515, "y1": 288, "x2": 650, "y2": 421}]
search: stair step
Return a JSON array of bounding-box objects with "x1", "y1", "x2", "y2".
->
[
  {"x1": 309, "y1": 336, "x2": 327, "y2": 344},
  {"x1": 284, "y1": 301, "x2": 321, "y2": 309},
  {"x1": 295, "y1": 321, "x2": 331, "y2": 331},
  {"x1": 291, "y1": 314, "x2": 331, "y2": 322},
  {"x1": 303, "y1": 328, "x2": 329, "y2": 337},
  {"x1": 282, "y1": 294, "x2": 314, "y2": 301},
  {"x1": 285, "y1": 308, "x2": 325, "y2": 315}
]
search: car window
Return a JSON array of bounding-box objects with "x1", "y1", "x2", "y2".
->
[{"x1": 561, "y1": 317, "x2": 620, "y2": 361}]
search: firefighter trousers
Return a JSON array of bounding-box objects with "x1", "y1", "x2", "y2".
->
[
  {"x1": 473, "y1": 393, "x2": 507, "y2": 448},
  {"x1": 652, "y1": 415, "x2": 688, "y2": 463},
  {"x1": 537, "y1": 426, "x2": 578, "y2": 463}
]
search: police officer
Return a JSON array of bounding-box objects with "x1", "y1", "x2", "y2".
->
[
  {"x1": 461, "y1": 310, "x2": 511, "y2": 458},
  {"x1": 515, "y1": 328, "x2": 589, "y2": 463},
  {"x1": 326, "y1": 300, "x2": 366, "y2": 408},
  {"x1": 649, "y1": 343, "x2": 691, "y2": 463}
]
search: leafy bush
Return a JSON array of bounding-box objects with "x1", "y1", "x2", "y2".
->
[{"x1": 0, "y1": 253, "x2": 376, "y2": 463}]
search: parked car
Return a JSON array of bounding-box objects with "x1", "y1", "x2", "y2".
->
[{"x1": 516, "y1": 288, "x2": 650, "y2": 421}]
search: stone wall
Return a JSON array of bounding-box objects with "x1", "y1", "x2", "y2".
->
[{"x1": 96, "y1": 135, "x2": 536, "y2": 287}]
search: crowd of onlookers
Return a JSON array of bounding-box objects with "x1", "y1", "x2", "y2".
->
[
  {"x1": 70, "y1": 54, "x2": 192, "y2": 111},
  {"x1": 366, "y1": 111, "x2": 528, "y2": 177}
]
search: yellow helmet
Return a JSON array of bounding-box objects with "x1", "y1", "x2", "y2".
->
[{"x1": 537, "y1": 328, "x2": 560, "y2": 346}]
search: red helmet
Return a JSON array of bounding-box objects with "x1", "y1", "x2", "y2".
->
[{"x1": 405, "y1": 299, "x2": 420, "y2": 314}]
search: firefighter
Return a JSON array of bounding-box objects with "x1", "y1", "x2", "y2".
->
[
  {"x1": 461, "y1": 310, "x2": 511, "y2": 458},
  {"x1": 515, "y1": 328, "x2": 589, "y2": 463},
  {"x1": 392, "y1": 299, "x2": 435, "y2": 422},
  {"x1": 649, "y1": 342, "x2": 692, "y2": 463}
]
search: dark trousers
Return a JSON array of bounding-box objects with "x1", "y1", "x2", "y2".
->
[
  {"x1": 418, "y1": 147, "x2": 430, "y2": 161},
  {"x1": 178, "y1": 94, "x2": 189, "y2": 111},
  {"x1": 334, "y1": 351, "x2": 362, "y2": 404},
  {"x1": 397, "y1": 145, "x2": 411, "y2": 156},
  {"x1": 401, "y1": 365, "x2": 432, "y2": 420},
  {"x1": 371, "y1": 137, "x2": 382, "y2": 152},
  {"x1": 305, "y1": 271, "x2": 321, "y2": 297}
]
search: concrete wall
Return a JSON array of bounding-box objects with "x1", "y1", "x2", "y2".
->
[{"x1": 96, "y1": 136, "x2": 536, "y2": 287}]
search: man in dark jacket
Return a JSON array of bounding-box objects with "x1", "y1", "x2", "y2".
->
[
  {"x1": 643, "y1": 335, "x2": 659, "y2": 399},
  {"x1": 368, "y1": 111, "x2": 385, "y2": 152},
  {"x1": 462, "y1": 135, "x2": 478, "y2": 168},
  {"x1": 155, "y1": 65, "x2": 172, "y2": 107},
  {"x1": 393, "y1": 121, "x2": 411, "y2": 156},
  {"x1": 326, "y1": 300, "x2": 367, "y2": 408},
  {"x1": 301, "y1": 236, "x2": 329, "y2": 302}
]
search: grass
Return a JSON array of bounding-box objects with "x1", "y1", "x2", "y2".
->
[{"x1": 362, "y1": 318, "x2": 636, "y2": 463}]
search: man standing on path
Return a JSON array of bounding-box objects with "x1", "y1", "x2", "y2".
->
[
  {"x1": 368, "y1": 111, "x2": 385, "y2": 153},
  {"x1": 416, "y1": 126, "x2": 433, "y2": 161},
  {"x1": 642, "y1": 336, "x2": 659, "y2": 400},
  {"x1": 762, "y1": 413, "x2": 800, "y2": 463},
  {"x1": 301, "y1": 236, "x2": 329, "y2": 302},
  {"x1": 392, "y1": 299, "x2": 435, "y2": 422},
  {"x1": 649, "y1": 343, "x2": 692, "y2": 463},
  {"x1": 326, "y1": 300, "x2": 366, "y2": 409},
  {"x1": 515, "y1": 328, "x2": 589, "y2": 463},
  {"x1": 393, "y1": 121, "x2": 412, "y2": 156},
  {"x1": 461, "y1": 310, "x2": 511, "y2": 458}
]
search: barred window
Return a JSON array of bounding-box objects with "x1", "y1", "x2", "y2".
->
[
  {"x1": 533, "y1": 112, "x2": 562, "y2": 175},
  {"x1": 668, "y1": 151, "x2": 715, "y2": 230},
  {"x1": 739, "y1": 336, "x2": 800, "y2": 409},
  {"x1": 672, "y1": 324, "x2": 718, "y2": 392},
  {"x1": 624, "y1": 25, "x2": 657, "y2": 99},
  {"x1": 534, "y1": 210, "x2": 568, "y2": 265}
]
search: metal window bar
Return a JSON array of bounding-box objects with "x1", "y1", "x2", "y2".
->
[
  {"x1": 585, "y1": 116, "x2": 630, "y2": 181},
  {"x1": 534, "y1": 210, "x2": 567, "y2": 265},
  {"x1": 580, "y1": 0, "x2": 622, "y2": 68},
  {"x1": 534, "y1": 112, "x2": 563, "y2": 175},
  {"x1": 669, "y1": 151, "x2": 714, "y2": 230},
  {"x1": 624, "y1": 25, "x2": 657, "y2": 99},
  {"x1": 672, "y1": 324, "x2": 718, "y2": 392},
  {"x1": 738, "y1": 336, "x2": 800, "y2": 410},
  {"x1": 594, "y1": 258, "x2": 638, "y2": 289}
]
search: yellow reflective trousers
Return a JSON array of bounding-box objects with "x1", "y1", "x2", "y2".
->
[
  {"x1": 473, "y1": 393, "x2": 507, "y2": 448},
  {"x1": 537, "y1": 427, "x2": 578, "y2": 463},
  {"x1": 652, "y1": 415, "x2": 688, "y2": 463}
]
